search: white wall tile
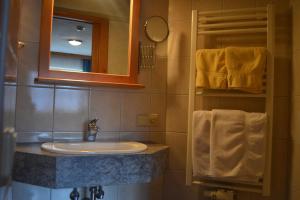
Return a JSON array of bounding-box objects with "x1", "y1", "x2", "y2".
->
[
  {"x1": 274, "y1": 58, "x2": 291, "y2": 97},
  {"x1": 149, "y1": 132, "x2": 165, "y2": 144},
  {"x1": 167, "y1": 57, "x2": 190, "y2": 95},
  {"x1": 16, "y1": 86, "x2": 54, "y2": 132},
  {"x1": 141, "y1": 0, "x2": 169, "y2": 19},
  {"x1": 222, "y1": 0, "x2": 255, "y2": 9},
  {"x1": 97, "y1": 132, "x2": 120, "y2": 142},
  {"x1": 270, "y1": 139, "x2": 289, "y2": 200},
  {"x1": 17, "y1": 42, "x2": 41, "y2": 86},
  {"x1": 192, "y1": 0, "x2": 222, "y2": 11},
  {"x1": 16, "y1": 132, "x2": 52, "y2": 143},
  {"x1": 163, "y1": 171, "x2": 199, "y2": 200},
  {"x1": 150, "y1": 94, "x2": 166, "y2": 132},
  {"x1": 169, "y1": 0, "x2": 192, "y2": 22},
  {"x1": 255, "y1": 0, "x2": 269, "y2": 7},
  {"x1": 53, "y1": 88, "x2": 89, "y2": 132},
  {"x1": 120, "y1": 132, "x2": 150, "y2": 142},
  {"x1": 120, "y1": 93, "x2": 151, "y2": 132},
  {"x1": 117, "y1": 183, "x2": 150, "y2": 200},
  {"x1": 273, "y1": 97, "x2": 290, "y2": 140},
  {"x1": 12, "y1": 182, "x2": 50, "y2": 200},
  {"x1": 101, "y1": 186, "x2": 118, "y2": 200},
  {"x1": 168, "y1": 20, "x2": 191, "y2": 59},
  {"x1": 90, "y1": 91, "x2": 121, "y2": 132},
  {"x1": 150, "y1": 58, "x2": 167, "y2": 93},
  {"x1": 136, "y1": 70, "x2": 151, "y2": 93},
  {"x1": 4, "y1": 85, "x2": 16, "y2": 129},
  {"x1": 50, "y1": 188, "x2": 73, "y2": 200},
  {"x1": 165, "y1": 132, "x2": 187, "y2": 170},
  {"x1": 166, "y1": 95, "x2": 188, "y2": 132},
  {"x1": 19, "y1": 0, "x2": 42, "y2": 42}
]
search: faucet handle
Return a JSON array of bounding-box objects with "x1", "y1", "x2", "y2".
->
[
  {"x1": 88, "y1": 118, "x2": 98, "y2": 127},
  {"x1": 88, "y1": 119, "x2": 100, "y2": 133}
]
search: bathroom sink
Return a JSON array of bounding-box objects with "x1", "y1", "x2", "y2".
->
[{"x1": 41, "y1": 141, "x2": 147, "y2": 155}]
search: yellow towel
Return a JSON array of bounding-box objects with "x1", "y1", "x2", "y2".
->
[
  {"x1": 225, "y1": 47, "x2": 267, "y2": 93},
  {"x1": 196, "y1": 49, "x2": 227, "y2": 89}
]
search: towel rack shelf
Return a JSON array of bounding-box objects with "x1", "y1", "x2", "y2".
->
[
  {"x1": 198, "y1": 28, "x2": 267, "y2": 35},
  {"x1": 197, "y1": 7, "x2": 266, "y2": 16},
  {"x1": 196, "y1": 89, "x2": 267, "y2": 98},
  {"x1": 186, "y1": 4, "x2": 274, "y2": 197},
  {"x1": 192, "y1": 181, "x2": 262, "y2": 194}
]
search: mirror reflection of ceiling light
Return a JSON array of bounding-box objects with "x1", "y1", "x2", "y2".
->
[{"x1": 68, "y1": 39, "x2": 82, "y2": 46}]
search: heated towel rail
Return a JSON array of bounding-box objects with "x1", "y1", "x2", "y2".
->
[{"x1": 186, "y1": 5, "x2": 274, "y2": 196}]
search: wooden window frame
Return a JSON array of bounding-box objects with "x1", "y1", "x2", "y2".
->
[{"x1": 37, "y1": 0, "x2": 143, "y2": 88}]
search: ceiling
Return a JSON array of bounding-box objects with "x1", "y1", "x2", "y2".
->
[
  {"x1": 51, "y1": 17, "x2": 93, "y2": 56},
  {"x1": 51, "y1": 0, "x2": 130, "y2": 56}
]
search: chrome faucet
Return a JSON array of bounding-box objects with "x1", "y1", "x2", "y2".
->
[{"x1": 84, "y1": 119, "x2": 100, "y2": 142}]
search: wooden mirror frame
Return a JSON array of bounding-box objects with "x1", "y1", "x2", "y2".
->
[{"x1": 37, "y1": 0, "x2": 143, "y2": 88}]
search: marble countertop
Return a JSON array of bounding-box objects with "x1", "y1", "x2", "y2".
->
[{"x1": 13, "y1": 143, "x2": 169, "y2": 189}]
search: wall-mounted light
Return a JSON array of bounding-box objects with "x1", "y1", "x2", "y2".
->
[{"x1": 68, "y1": 39, "x2": 82, "y2": 46}]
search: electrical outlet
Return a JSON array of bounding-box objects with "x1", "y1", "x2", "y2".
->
[
  {"x1": 136, "y1": 114, "x2": 150, "y2": 126},
  {"x1": 136, "y1": 113, "x2": 160, "y2": 127},
  {"x1": 149, "y1": 113, "x2": 159, "y2": 126}
]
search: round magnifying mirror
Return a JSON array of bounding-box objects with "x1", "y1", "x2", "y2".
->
[{"x1": 144, "y1": 16, "x2": 169, "y2": 43}]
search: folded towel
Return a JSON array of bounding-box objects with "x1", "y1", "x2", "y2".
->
[
  {"x1": 192, "y1": 111, "x2": 211, "y2": 177},
  {"x1": 225, "y1": 47, "x2": 267, "y2": 93},
  {"x1": 210, "y1": 109, "x2": 266, "y2": 182},
  {"x1": 196, "y1": 49, "x2": 227, "y2": 89}
]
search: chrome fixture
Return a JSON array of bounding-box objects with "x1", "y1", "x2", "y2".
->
[
  {"x1": 69, "y1": 186, "x2": 104, "y2": 200},
  {"x1": 139, "y1": 43, "x2": 156, "y2": 69},
  {"x1": 84, "y1": 119, "x2": 100, "y2": 142},
  {"x1": 70, "y1": 188, "x2": 80, "y2": 200},
  {"x1": 18, "y1": 41, "x2": 25, "y2": 48},
  {"x1": 89, "y1": 186, "x2": 104, "y2": 200}
]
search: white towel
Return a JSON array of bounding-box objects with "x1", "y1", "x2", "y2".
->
[
  {"x1": 192, "y1": 110, "x2": 211, "y2": 177},
  {"x1": 210, "y1": 109, "x2": 266, "y2": 182}
]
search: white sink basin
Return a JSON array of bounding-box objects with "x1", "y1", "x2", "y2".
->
[{"x1": 41, "y1": 141, "x2": 147, "y2": 155}]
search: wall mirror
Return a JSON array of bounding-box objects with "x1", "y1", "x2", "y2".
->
[
  {"x1": 38, "y1": 0, "x2": 143, "y2": 87},
  {"x1": 144, "y1": 16, "x2": 169, "y2": 43}
]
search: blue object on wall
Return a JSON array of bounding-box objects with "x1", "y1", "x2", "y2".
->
[{"x1": 82, "y1": 59, "x2": 91, "y2": 72}]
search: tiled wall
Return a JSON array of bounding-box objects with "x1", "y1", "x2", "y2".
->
[
  {"x1": 2, "y1": 0, "x2": 293, "y2": 199},
  {"x1": 289, "y1": 0, "x2": 300, "y2": 199},
  {"x1": 10, "y1": 0, "x2": 168, "y2": 144},
  {"x1": 166, "y1": 0, "x2": 291, "y2": 200},
  {"x1": 3, "y1": 0, "x2": 168, "y2": 199}
]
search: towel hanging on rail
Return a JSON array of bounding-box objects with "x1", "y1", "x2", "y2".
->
[
  {"x1": 225, "y1": 47, "x2": 267, "y2": 93},
  {"x1": 192, "y1": 109, "x2": 267, "y2": 182},
  {"x1": 195, "y1": 47, "x2": 267, "y2": 93},
  {"x1": 192, "y1": 111, "x2": 212, "y2": 177},
  {"x1": 195, "y1": 49, "x2": 227, "y2": 89}
]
